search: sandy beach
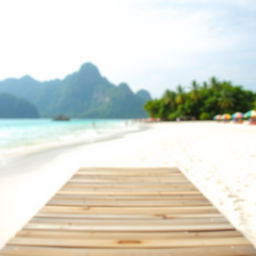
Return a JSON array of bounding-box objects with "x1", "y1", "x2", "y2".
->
[{"x1": 0, "y1": 121, "x2": 256, "y2": 249}]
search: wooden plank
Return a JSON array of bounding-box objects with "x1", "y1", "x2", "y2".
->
[
  {"x1": 60, "y1": 186, "x2": 197, "y2": 192},
  {"x1": 61, "y1": 185, "x2": 197, "y2": 191},
  {"x1": 41, "y1": 205, "x2": 219, "y2": 214},
  {"x1": 36, "y1": 212, "x2": 223, "y2": 219},
  {"x1": 16, "y1": 230, "x2": 242, "y2": 239},
  {"x1": 30, "y1": 217, "x2": 229, "y2": 225},
  {"x1": 78, "y1": 167, "x2": 181, "y2": 172},
  {"x1": 47, "y1": 199, "x2": 211, "y2": 207},
  {"x1": 8, "y1": 236, "x2": 250, "y2": 248},
  {"x1": 56, "y1": 190, "x2": 201, "y2": 196},
  {"x1": 71, "y1": 175, "x2": 189, "y2": 180},
  {"x1": 52, "y1": 194, "x2": 207, "y2": 200},
  {"x1": 66, "y1": 181, "x2": 193, "y2": 187},
  {"x1": 1, "y1": 167, "x2": 255, "y2": 256},
  {"x1": 24, "y1": 222, "x2": 233, "y2": 232},
  {"x1": 2, "y1": 246, "x2": 256, "y2": 256},
  {"x1": 76, "y1": 171, "x2": 183, "y2": 176},
  {"x1": 64, "y1": 183, "x2": 195, "y2": 189},
  {"x1": 69, "y1": 178, "x2": 190, "y2": 183}
]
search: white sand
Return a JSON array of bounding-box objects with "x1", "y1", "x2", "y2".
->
[{"x1": 0, "y1": 121, "x2": 256, "y2": 248}]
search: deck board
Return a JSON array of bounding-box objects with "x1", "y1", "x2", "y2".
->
[{"x1": 1, "y1": 167, "x2": 255, "y2": 255}]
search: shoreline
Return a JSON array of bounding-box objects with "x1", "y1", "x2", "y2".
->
[
  {"x1": 1, "y1": 124, "x2": 150, "y2": 178},
  {"x1": 0, "y1": 120, "x2": 148, "y2": 170},
  {"x1": 0, "y1": 121, "x2": 256, "y2": 248}
]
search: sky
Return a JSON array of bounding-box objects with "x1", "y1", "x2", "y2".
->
[{"x1": 0, "y1": 0, "x2": 255, "y2": 97}]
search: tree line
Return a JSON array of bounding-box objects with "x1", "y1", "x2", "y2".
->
[{"x1": 144, "y1": 77, "x2": 256, "y2": 120}]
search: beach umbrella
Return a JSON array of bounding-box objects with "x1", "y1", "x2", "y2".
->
[
  {"x1": 221, "y1": 113, "x2": 231, "y2": 120},
  {"x1": 244, "y1": 110, "x2": 256, "y2": 119},
  {"x1": 213, "y1": 114, "x2": 222, "y2": 121},
  {"x1": 232, "y1": 112, "x2": 243, "y2": 119}
]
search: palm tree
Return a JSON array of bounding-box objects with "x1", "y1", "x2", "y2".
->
[
  {"x1": 163, "y1": 90, "x2": 176, "y2": 109},
  {"x1": 190, "y1": 80, "x2": 200, "y2": 101},
  {"x1": 218, "y1": 89, "x2": 234, "y2": 111},
  {"x1": 203, "y1": 81, "x2": 208, "y2": 89},
  {"x1": 175, "y1": 85, "x2": 185, "y2": 105},
  {"x1": 209, "y1": 76, "x2": 220, "y2": 90},
  {"x1": 144, "y1": 100, "x2": 159, "y2": 118},
  {"x1": 189, "y1": 80, "x2": 201, "y2": 119}
]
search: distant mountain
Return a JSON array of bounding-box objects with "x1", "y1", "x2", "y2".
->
[
  {"x1": 0, "y1": 63, "x2": 151, "y2": 118},
  {"x1": 136, "y1": 89, "x2": 152, "y2": 101},
  {"x1": 0, "y1": 93, "x2": 39, "y2": 118}
]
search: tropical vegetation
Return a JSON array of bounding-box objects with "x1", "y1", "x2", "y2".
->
[{"x1": 144, "y1": 77, "x2": 256, "y2": 121}]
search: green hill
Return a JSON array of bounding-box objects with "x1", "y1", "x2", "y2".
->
[
  {"x1": 0, "y1": 93, "x2": 39, "y2": 118},
  {"x1": 0, "y1": 63, "x2": 151, "y2": 118}
]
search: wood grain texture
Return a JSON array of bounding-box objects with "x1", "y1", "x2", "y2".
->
[{"x1": 1, "y1": 167, "x2": 255, "y2": 255}]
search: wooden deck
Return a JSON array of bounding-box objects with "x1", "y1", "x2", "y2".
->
[{"x1": 1, "y1": 167, "x2": 256, "y2": 255}]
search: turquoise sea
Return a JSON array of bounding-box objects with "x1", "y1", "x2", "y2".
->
[{"x1": 0, "y1": 119, "x2": 142, "y2": 161}]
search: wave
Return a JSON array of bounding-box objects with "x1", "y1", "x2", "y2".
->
[{"x1": 0, "y1": 119, "x2": 147, "y2": 168}]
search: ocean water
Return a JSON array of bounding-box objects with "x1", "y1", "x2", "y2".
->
[{"x1": 0, "y1": 119, "x2": 143, "y2": 162}]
